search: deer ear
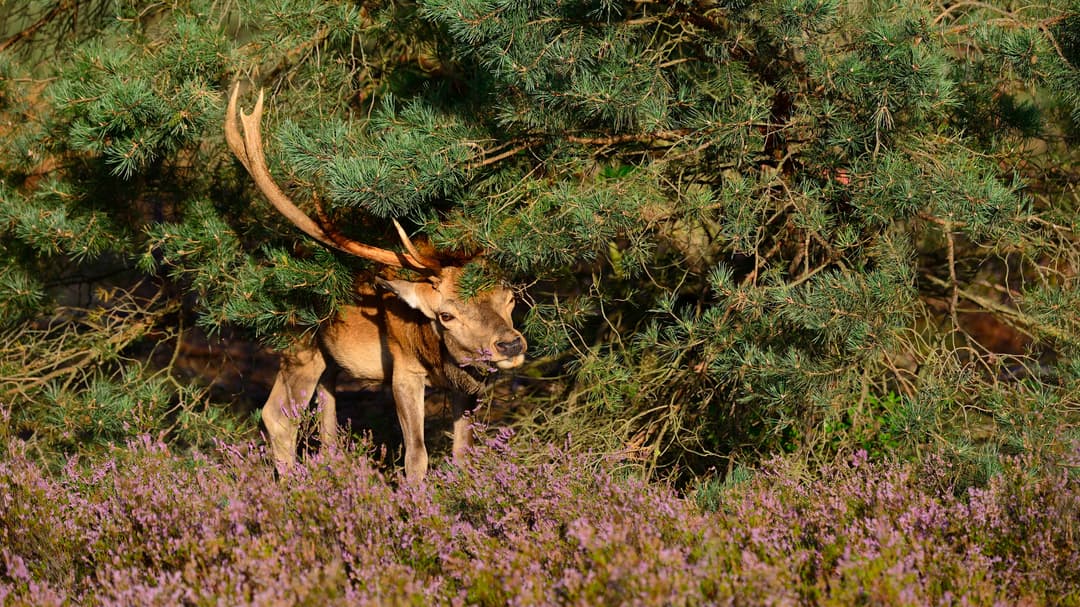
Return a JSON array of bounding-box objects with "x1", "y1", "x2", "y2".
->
[{"x1": 378, "y1": 278, "x2": 441, "y2": 319}]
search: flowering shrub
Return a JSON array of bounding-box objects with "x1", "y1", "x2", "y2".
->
[{"x1": 0, "y1": 433, "x2": 1077, "y2": 605}]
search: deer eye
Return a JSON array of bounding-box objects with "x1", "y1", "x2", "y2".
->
[{"x1": 438, "y1": 312, "x2": 456, "y2": 323}]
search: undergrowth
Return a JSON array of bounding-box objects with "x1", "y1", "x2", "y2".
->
[{"x1": 1, "y1": 424, "x2": 1077, "y2": 606}]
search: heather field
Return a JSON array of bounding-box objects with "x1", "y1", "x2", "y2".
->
[{"x1": 2, "y1": 428, "x2": 1078, "y2": 606}]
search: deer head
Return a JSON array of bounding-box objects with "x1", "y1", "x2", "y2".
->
[{"x1": 379, "y1": 267, "x2": 526, "y2": 371}]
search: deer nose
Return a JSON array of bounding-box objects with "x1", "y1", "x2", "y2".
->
[{"x1": 495, "y1": 336, "x2": 525, "y2": 357}]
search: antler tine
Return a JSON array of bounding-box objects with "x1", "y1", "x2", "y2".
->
[
  {"x1": 225, "y1": 84, "x2": 252, "y2": 174},
  {"x1": 393, "y1": 219, "x2": 442, "y2": 272},
  {"x1": 226, "y1": 84, "x2": 440, "y2": 272}
]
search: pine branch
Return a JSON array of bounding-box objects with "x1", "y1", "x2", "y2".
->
[
  {"x1": 921, "y1": 272, "x2": 1070, "y2": 343},
  {"x1": 0, "y1": 0, "x2": 75, "y2": 53},
  {"x1": 260, "y1": 26, "x2": 332, "y2": 83},
  {"x1": 564, "y1": 129, "x2": 692, "y2": 145}
]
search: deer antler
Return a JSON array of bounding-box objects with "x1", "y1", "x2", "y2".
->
[{"x1": 225, "y1": 83, "x2": 440, "y2": 272}]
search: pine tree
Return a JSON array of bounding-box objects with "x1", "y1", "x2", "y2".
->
[{"x1": 2, "y1": 0, "x2": 1079, "y2": 477}]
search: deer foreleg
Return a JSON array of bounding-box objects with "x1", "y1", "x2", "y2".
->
[
  {"x1": 392, "y1": 370, "x2": 429, "y2": 481},
  {"x1": 450, "y1": 392, "x2": 476, "y2": 465},
  {"x1": 317, "y1": 372, "x2": 338, "y2": 451}
]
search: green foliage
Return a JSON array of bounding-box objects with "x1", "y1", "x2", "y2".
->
[
  {"x1": 324, "y1": 97, "x2": 477, "y2": 217},
  {"x1": 0, "y1": 1, "x2": 252, "y2": 457},
  {"x1": 1, "y1": 0, "x2": 1079, "y2": 478},
  {"x1": 0, "y1": 287, "x2": 247, "y2": 460},
  {"x1": 49, "y1": 18, "x2": 225, "y2": 178},
  {"x1": 1047, "y1": 7, "x2": 1080, "y2": 123},
  {"x1": 139, "y1": 197, "x2": 357, "y2": 344}
]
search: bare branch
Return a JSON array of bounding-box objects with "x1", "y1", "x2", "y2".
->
[{"x1": 0, "y1": 0, "x2": 75, "y2": 53}]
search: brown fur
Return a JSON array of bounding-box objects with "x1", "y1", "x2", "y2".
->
[
  {"x1": 226, "y1": 85, "x2": 525, "y2": 480},
  {"x1": 262, "y1": 268, "x2": 525, "y2": 480}
]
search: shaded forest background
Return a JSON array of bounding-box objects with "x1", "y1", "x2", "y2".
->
[{"x1": 1, "y1": 0, "x2": 1079, "y2": 488}]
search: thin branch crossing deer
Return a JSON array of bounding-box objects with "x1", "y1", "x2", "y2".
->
[{"x1": 226, "y1": 85, "x2": 526, "y2": 480}]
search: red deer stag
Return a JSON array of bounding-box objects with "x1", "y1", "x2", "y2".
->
[{"x1": 225, "y1": 85, "x2": 526, "y2": 480}]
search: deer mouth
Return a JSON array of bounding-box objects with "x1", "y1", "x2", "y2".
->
[
  {"x1": 456, "y1": 343, "x2": 526, "y2": 372},
  {"x1": 493, "y1": 354, "x2": 526, "y2": 370}
]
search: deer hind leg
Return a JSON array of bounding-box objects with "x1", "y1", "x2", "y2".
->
[{"x1": 262, "y1": 347, "x2": 327, "y2": 471}]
